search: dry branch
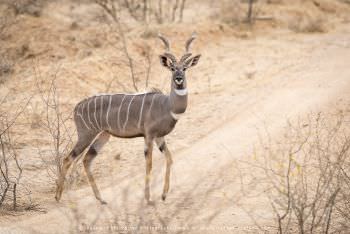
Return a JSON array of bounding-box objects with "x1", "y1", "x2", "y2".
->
[
  {"x1": 96, "y1": 0, "x2": 139, "y2": 91},
  {"x1": 238, "y1": 112, "x2": 350, "y2": 233},
  {"x1": 0, "y1": 90, "x2": 33, "y2": 211},
  {"x1": 33, "y1": 63, "x2": 74, "y2": 184}
]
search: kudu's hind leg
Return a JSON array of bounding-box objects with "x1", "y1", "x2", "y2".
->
[
  {"x1": 83, "y1": 131, "x2": 110, "y2": 204},
  {"x1": 55, "y1": 132, "x2": 98, "y2": 202},
  {"x1": 144, "y1": 137, "x2": 154, "y2": 203},
  {"x1": 156, "y1": 137, "x2": 173, "y2": 201}
]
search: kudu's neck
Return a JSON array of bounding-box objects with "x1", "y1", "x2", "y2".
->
[{"x1": 169, "y1": 84, "x2": 188, "y2": 114}]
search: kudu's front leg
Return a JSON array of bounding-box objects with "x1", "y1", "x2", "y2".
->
[
  {"x1": 144, "y1": 138, "x2": 154, "y2": 204},
  {"x1": 156, "y1": 137, "x2": 173, "y2": 201}
]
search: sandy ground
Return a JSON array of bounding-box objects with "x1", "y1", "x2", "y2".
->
[{"x1": 1, "y1": 15, "x2": 350, "y2": 233}]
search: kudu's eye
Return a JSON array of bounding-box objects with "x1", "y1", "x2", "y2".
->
[
  {"x1": 170, "y1": 67, "x2": 175, "y2": 71},
  {"x1": 183, "y1": 67, "x2": 187, "y2": 71}
]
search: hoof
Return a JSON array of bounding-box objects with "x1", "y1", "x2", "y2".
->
[
  {"x1": 55, "y1": 193, "x2": 61, "y2": 202},
  {"x1": 146, "y1": 200, "x2": 155, "y2": 206},
  {"x1": 145, "y1": 193, "x2": 150, "y2": 203},
  {"x1": 99, "y1": 200, "x2": 108, "y2": 205},
  {"x1": 161, "y1": 194, "x2": 167, "y2": 201}
]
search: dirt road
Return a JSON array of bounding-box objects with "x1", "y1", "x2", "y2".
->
[{"x1": 1, "y1": 24, "x2": 350, "y2": 233}]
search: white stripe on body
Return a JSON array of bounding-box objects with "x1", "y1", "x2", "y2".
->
[
  {"x1": 87, "y1": 98, "x2": 97, "y2": 130},
  {"x1": 93, "y1": 97, "x2": 101, "y2": 130},
  {"x1": 117, "y1": 95, "x2": 127, "y2": 131},
  {"x1": 123, "y1": 95, "x2": 136, "y2": 131},
  {"x1": 77, "y1": 91, "x2": 161, "y2": 132},
  {"x1": 137, "y1": 93, "x2": 147, "y2": 129},
  {"x1": 76, "y1": 102, "x2": 91, "y2": 130},
  {"x1": 100, "y1": 96, "x2": 104, "y2": 130},
  {"x1": 106, "y1": 95, "x2": 112, "y2": 130},
  {"x1": 147, "y1": 93, "x2": 159, "y2": 119}
]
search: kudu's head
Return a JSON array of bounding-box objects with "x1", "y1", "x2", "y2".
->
[{"x1": 158, "y1": 33, "x2": 201, "y2": 90}]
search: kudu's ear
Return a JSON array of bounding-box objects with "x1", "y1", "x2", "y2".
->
[
  {"x1": 184, "y1": 54, "x2": 201, "y2": 69},
  {"x1": 159, "y1": 55, "x2": 174, "y2": 70}
]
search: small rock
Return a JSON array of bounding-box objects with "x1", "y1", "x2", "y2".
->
[{"x1": 114, "y1": 153, "x2": 121, "y2": 160}]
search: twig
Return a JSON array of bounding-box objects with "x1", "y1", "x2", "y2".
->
[{"x1": 96, "y1": 0, "x2": 139, "y2": 91}]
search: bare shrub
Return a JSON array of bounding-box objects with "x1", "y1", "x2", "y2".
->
[
  {"x1": 246, "y1": 0, "x2": 256, "y2": 23},
  {"x1": 34, "y1": 65, "x2": 75, "y2": 185},
  {"x1": 95, "y1": 0, "x2": 155, "y2": 92},
  {"x1": 95, "y1": 0, "x2": 186, "y2": 24},
  {"x1": 336, "y1": 119, "x2": 350, "y2": 231},
  {"x1": 0, "y1": 92, "x2": 33, "y2": 212},
  {"x1": 219, "y1": 0, "x2": 260, "y2": 25},
  {"x1": 243, "y1": 112, "x2": 350, "y2": 233},
  {"x1": 0, "y1": 126, "x2": 22, "y2": 211},
  {"x1": 135, "y1": 42, "x2": 153, "y2": 89}
]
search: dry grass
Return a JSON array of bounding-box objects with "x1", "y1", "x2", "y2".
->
[
  {"x1": 287, "y1": 10, "x2": 327, "y2": 33},
  {"x1": 2, "y1": 0, "x2": 46, "y2": 17},
  {"x1": 0, "y1": 56, "x2": 13, "y2": 84},
  {"x1": 216, "y1": 0, "x2": 350, "y2": 34},
  {"x1": 219, "y1": 0, "x2": 247, "y2": 25},
  {"x1": 215, "y1": 0, "x2": 342, "y2": 33}
]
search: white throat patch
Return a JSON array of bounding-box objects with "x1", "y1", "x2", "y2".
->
[
  {"x1": 170, "y1": 111, "x2": 184, "y2": 120},
  {"x1": 174, "y1": 88, "x2": 188, "y2": 96}
]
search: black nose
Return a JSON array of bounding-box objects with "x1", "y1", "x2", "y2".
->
[{"x1": 175, "y1": 77, "x2": 184, "y2": 85}]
